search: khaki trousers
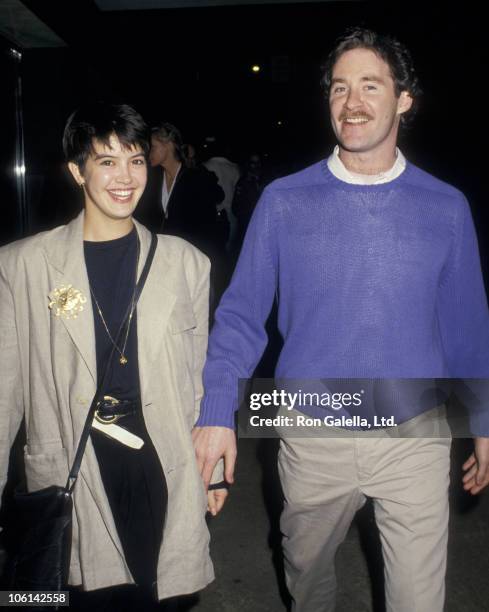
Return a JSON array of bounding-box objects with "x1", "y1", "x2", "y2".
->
[{"x1": 277, "y1": 408, "x2": 451, "y2": 612}]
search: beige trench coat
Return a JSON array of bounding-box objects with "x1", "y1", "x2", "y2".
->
[{"x1": 0, "y1": 212, "x2": 222, "y2": 599}]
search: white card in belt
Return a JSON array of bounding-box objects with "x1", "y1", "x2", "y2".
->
[{"x1": 91, "y1": 419, "x2": 145, "y2": 449}]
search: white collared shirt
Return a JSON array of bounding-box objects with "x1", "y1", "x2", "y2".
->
[
  {"x1": 327, "y1": 145, "x2": 406, "y2": 185},
  {"x1": 161, "y1": 163, "x2": 182, "y2": 217}
]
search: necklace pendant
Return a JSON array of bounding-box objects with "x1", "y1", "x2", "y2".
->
[{"x1": 119, "y1": 356, "x2": 128, "y2": 365}]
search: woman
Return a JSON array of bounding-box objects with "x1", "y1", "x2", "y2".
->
[
  {"x1": 137, "y1": 123, "x2": 225, "y2": 257},
  {"x1": 0, "y1": 103, "x2": 228, "y2": 612}
]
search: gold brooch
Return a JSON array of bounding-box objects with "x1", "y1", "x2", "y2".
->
[{"x1": 48, "y1": 285, "x2": 87, "y2": 319}]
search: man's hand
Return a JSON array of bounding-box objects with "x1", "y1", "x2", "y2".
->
[
  {"x1": 192, "y1": 425, "x2": 237, "y2": 491},
  {"x1": 207, "y1": 488, "x2": 229, "y2": 517},
  {"x1": 462, "y1": 437, "x2": 489, "y2": 494}
]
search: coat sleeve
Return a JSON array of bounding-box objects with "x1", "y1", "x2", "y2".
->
[
  {"x1": 185, "y1": 248, "x2": 211, "y2": 427},
  {"x1": 184, "y1": 245, "x2": 225, "y2": 483},
  {"x1": 0, "y1": 259, "x2": 24, "y2": 507}
]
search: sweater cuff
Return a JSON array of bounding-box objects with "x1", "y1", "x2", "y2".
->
[{"x1": 195, "y1": 394, "x2": 236, "y2": 429}]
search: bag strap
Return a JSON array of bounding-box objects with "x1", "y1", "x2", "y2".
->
[{"x1": 65, "y1": 232, "x2": 158, "y2": 493}]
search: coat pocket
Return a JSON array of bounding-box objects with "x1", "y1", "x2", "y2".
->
[
  {"x1": 169, "y1": 302, "x2": 197, "y2": 398},
  {"x1": 24, "y1": 441, "x2": 69, "y2": 492},
  {"x1": 169, "y1": 302, "x2": 197, "y2": 334}
]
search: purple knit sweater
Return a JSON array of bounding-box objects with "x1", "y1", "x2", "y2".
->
[{"x1": 197, "y1": 160, "x2": 489, "y2": 435}]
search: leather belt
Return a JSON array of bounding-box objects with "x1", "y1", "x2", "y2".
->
[{"x1": 94, "y1": 395, "x2": 140, "y2": 425}]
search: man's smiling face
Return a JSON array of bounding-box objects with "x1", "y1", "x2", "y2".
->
[{"x1": 329, "y1": 47, "x2": 412, "y2": 160}]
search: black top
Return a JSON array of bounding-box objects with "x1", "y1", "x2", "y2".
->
[
  {"x1": 83, "y1": 227, "x2": 140, "y2": 398},
  {"x1": 83, "y1": 227, "x2": 167, "y2": 589}
]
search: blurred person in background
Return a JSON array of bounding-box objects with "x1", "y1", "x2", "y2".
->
[
  {"x1": 232, "y1": 153, "x2": 265, "y2": 251},
  {"x1": 204, "y1": 137, "x2": 240, "y2": 253},
  {"x1": 136, "y1": 123, "x2": 224, "y2": 258},
  {"x1": 184, "y1": 143, "x2": 198, "y2": 169}
]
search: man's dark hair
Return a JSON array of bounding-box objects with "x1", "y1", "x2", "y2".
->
[
  {"x1": 151, "y1": 122, "x2": 186, "y2": 163},
  {"x1": 63, "y1": 102, "x2": 150, "y2": 170},
  {"x1": 321, "y1": 27, "x2": 422, "y2": 126}
]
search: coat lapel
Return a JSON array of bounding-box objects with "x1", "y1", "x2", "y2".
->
[
  {"x1": 45, "y1": 212, "x2": 97, "y2": 383},
  {"x1": 44, "y1": 215, "x2": 180, "y2": 391}
]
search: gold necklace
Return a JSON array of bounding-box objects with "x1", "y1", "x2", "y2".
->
[{"x1": 89, "y1": 237, "x2": 140, "y2": 365}]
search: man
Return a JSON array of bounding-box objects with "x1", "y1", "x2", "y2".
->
[
  {"x1": 192, "y1": 29, "x2": 489, "y2": 611},
  {"x1": 0, "y1": 102, "x2": 226, "y2": 611}
]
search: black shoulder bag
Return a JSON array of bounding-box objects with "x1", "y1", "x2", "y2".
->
[{"x1": 10, "y1": 233, "x2": 158, "y2": 599}]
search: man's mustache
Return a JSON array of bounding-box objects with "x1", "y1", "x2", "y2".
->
[{"x1": 339, "y1": 111, "x2": 374, "y2": 121}]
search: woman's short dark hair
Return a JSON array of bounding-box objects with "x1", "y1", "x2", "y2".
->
[
  {"x1": 63, "y1": 102, "x2": 150, "y2": 170},
  {"x1": 321, "y1": 27, "x2": 422, "y2": 127},
  {"x1": 151, "y1": 122, "x2": 187, "y2": 163}
]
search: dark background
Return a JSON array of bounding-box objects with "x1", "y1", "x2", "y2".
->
[{"x1": 1, "y1": 0, "x2": 487, "y2": 275}]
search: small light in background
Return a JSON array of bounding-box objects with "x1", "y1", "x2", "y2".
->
[
  {"x1": 251, "y1": 65, "x2": 261, "y2": 73},
  {"x1": 277, "y1": 121, "x2": 283, "y2": 126}
]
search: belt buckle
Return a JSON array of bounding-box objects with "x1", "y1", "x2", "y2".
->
[{"x1": 95, "y1": 395, "x2": 121, "y2": 425}]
